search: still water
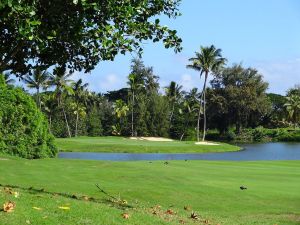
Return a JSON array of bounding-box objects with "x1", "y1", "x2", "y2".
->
[{"x1": 58, "y1": 142, "x2": 300, "y2": 161}]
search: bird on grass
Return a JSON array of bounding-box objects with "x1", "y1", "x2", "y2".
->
[{"x1": 240, "y1": 186, "x2": 247, "y2": 190}]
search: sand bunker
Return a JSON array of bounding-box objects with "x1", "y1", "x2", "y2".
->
[
  {"x1": 129, "y1": 137, "x2": 174, "y2": 142},
  {"x1": 195, "y1": 141, "x2": 220, "y2": 146}
]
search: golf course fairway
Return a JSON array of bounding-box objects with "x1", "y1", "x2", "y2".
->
[{"x1": 0, "y1": 154, "x2": 299, "y2": 225}]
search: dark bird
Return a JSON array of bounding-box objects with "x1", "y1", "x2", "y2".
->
[{"x1": 240, "y1": 186, "x2": 247, "y2": 190}]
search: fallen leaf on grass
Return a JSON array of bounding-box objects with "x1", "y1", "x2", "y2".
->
[
  {"x1": 32, "y1": 207, "x2": 42, "y2": 210},
  {"x1": 165, "y1": 209, "x2": 175, "y2": 215},
  {"x1": 190, "y1": 211, "x2": 199, "y2": 220},
  {"x1": 25, "y1": 220, "x2": 31, "y2": 224},
  {"x1": 122, "y1": 213, "x2": 130, "y2": 219},
  {"x1": 58, "y1": 206, "x2": 70, "y2": 210},
  {"x1": 3, "y1": 201, "x2": 15, "y2": 212},
  {"x1": 3, "y1": 187, "x2": 19, "y2": 198}
]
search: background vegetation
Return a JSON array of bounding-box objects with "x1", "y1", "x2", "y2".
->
[{"x1": 1, "y1": 56, "x2": 300, "y2": 146}]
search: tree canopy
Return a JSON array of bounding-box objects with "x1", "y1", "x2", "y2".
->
[{"x1": 0, "y1": 0, "x2": 182, "y2": 76}]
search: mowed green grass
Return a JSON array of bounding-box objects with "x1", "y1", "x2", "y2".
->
[
  {"x1": 0, "y1": 155, "x2": 300, "y2": 224},
  {"x1": 55, "y1": 136, "x2": 240, "y2": 153}
]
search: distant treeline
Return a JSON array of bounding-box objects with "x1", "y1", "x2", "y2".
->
[{"x1": 1, "y1": 58, "x2": 300, "y2": 142}]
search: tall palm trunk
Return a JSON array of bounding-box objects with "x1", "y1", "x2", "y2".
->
[
  {"x1": 58, "y1": 96, "x2": 71, "y2": 138},
  {"x1": 75, "y1": 111, "x2": 79, "y2": 137},
  {"x1": 196, "y1": 72, "x2": 208, "y2": 142},
  {"x1": 202, "y1": 72, "x2": 208, "y2": 141},
  {"x1": 62, "y1": 105, "x2": 72, "y2": 138},
  {"x1": 131, "y1": 91, "x2": 135, "y2": 137}
]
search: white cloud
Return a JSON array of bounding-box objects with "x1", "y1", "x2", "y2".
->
[
  {"x1": 253, "y1": 58, "x2": 300, "y2": 95},
  {"x1": 69, "y1": 72, "x2": 126, "y2": 93},
  {"x1": 179, "y1": 73, "x2": 200, "y2": 91},
  {"x1": 99, "y1": 73, "x2": 126, "y2": 91}
]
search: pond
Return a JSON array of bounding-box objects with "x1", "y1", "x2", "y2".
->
[{"x1": 58, "y1": 142, "x2": 300, "y2": 161}]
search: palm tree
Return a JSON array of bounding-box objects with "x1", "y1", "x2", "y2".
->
[
  {"x1": 72, "y1": 79, "x2": 89, "y2": 136},
  {"x1": 284, "y1": 95, "x2": 300, "y2": 128},
  {"x1": 187, "y1": 45, "x2": 226, "y2": 141},
  {"x1": 165, "y1": 81, "x2": 183, "y2": 124},
  {"x1": 113, "y1": 99, "x2": 129, "y2": 136},
  {"x1": 41, "y1": 92, "x2": 57, "y2": 133},
  {"x1": 23, "y1": 69, "x2": 50, "y2": 109},
  {"x1": 48, "y1": 68, "x2": 74, "y2": 138},
  {"x1": 128, "y1": 73, "x2": 141, "y2": 137}
]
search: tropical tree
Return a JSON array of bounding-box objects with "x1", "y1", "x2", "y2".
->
[
  {"x1": 41, "y1": 92, "x2": 58, "y2": 133},
  {"x1": 209, "y1": 64, "x2": 271, "y2": 133},
  {"x1": 284, "y1": 95, "x2": 300, "y2": 128},
  {"x1": 113, "y1": 99, "x2": 129, "y2": 136},
  {"x1": 165, "y1": 81, "x2": 183, "y2": 124},
  {"x1": 128, "y1": 73, "x2": 141, "y2": 137},
  {"x1": 187, "y1": 45, "x2": 226, "y2": 141},
  {"x1": 72, "y1": 79, "x2": 89, "y2": 136},
  {"x1": 0, "y1": 1, "x2": 182, "y2": 76},
  {"x1": 23, "y1": 68, "x2": 50, "y2": 109},
  {"x1": 48, "y1": 68, "x2": 74, "y2": 137}
]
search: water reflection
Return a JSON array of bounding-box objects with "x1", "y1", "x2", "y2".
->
[{"x1": 58, "y1": 142, "x2": 300, "y2": 161}]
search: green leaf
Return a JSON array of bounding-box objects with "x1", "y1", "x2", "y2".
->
[{"x1": 31, "y1": 20, "x2": 41, "y2": 26}]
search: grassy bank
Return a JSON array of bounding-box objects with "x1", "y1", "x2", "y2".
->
[
  {"x1": 55, "y1": 136, "x2": 240, "y2": 153},
  {"x1": 0, "y1": 156, "x2": 299, "y2": 224},
  {"x1": 206, "y1": 128, "x2": 300, "y2": 143}
]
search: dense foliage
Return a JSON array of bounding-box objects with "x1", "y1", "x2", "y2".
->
[
  {"x1": 0, "y1": 75, "x2": 57, "y2": 158},
  {"x1": 4, "y1": 56, "x2": 297, "y2": 142},
  {"x1": 0, "y1": 0, "x2": 182, "y2": 76},
  {"x1": 3, "y1": 47, "x2": 300, "y2": 143}
]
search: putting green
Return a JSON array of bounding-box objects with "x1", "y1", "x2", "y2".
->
[{"x1": 55, "y1": 136, "x2": 240, "y2": 153}]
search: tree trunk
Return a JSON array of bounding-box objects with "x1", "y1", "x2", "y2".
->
[
  {"x1": 197, "y1": 72, "x2": 208, "y2": 142},
  {"x1": 202, "y1": 79, "x2": 207, "y2": 141},
  {"x1": 62, "y1": 105, "x2": 72, "y2": 138},
  {"x1": 75, "y1": 112, "x2": 79, "y2": 137},
  {"x1": 196, "y1": 102, "x2": 201, "y2": 142},
  {"x1": 180, "y1": 132, "x2": 185, "y2": 141},
  {"x1": 131, "y1": 91, "x2": 134, "y2": 137}
]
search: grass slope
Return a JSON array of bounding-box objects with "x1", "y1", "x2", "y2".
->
[
  {"x1": 0, "y1": 156, "x2": 299, "y2": 224},
  {"x1": 55, "y1": 136, "x2": 240, "y2": 153}
]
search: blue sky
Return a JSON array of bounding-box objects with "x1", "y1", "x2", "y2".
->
[{"x1": 72, "y1": 0, "x2": 300, "y2": 95}]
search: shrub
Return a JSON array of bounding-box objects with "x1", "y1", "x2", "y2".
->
[
  {"x1": 277, "y1": 131, "x2": 300, "y2": 142},
  {"x1": 0, "y1": 78, "x2": 57, "y2": 159}
]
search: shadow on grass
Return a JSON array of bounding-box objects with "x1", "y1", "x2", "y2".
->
[{"x1": 0, "y1": 183, "x2": 134, "y2": 210}]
